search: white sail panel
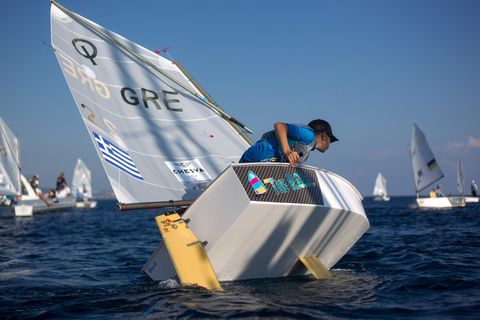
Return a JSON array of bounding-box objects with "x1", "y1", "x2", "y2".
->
[
  {"x1": 0, "y1": 162, "x2": 16, "y2": 196},
  {"x1": 373, "y1": 172, "x2": 388, "y2": 197},
  {"x1": 50, "y1": 3, "x2": 250, "y2": 204},
  {"x1": 72, "y1": 158, "x2": 93, "y2": 199},
  {"x1": 410, "y1": 124, "x2": 444, "y2": 193},
  {"x1": 0, "y1": 118, "x2": 21, "y2": 196}
]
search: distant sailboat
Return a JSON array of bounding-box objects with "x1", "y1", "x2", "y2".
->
[
  {"x1": 410, "y1": 124, "x2": 465, "y2": 208},
  {"x1": 18, "y1": 173, "x2": 76, "y2": 215},
  {"x1": 457, "y1": 158, "x2": 464, "y2": 196},
  {"x1": 51, "y1": 1, "x2": 369, "y2": 290},
  {"x1": 72, "y1": 159, "x2": 97, "y2": 208},
  {"x1": 0, "y1": 117, "x2": 76, "y2": 216},
  {"x1": 460, "y1": 160, "x2": 479, "y2": 204},
  {"x1": 373, "y1": 172, "x2": 390, "y2": 201},
  {"x1": 0, "y1": 118, "x2": 33, "y2": 216}
]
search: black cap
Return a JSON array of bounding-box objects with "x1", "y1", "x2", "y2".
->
[{"x1": 308, "y1": 119, "x2": 339, "y2": 142}]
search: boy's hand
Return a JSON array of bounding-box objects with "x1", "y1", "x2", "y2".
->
[{"x1": 284, "y1": 150, "x2": 300, "y2": 166}]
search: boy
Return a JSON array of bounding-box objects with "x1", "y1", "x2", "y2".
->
[{"x1": 239, "y1": 119, "x2": 338, "y2": 166}]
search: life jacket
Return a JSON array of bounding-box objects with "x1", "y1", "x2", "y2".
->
[{"x1": 261, "y1": 124, "x2": 316, "y2": 165}]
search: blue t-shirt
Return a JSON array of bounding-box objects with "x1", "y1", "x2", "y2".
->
[{"x1": 239, "y1": 124, "x2": 316, "y2": 163}]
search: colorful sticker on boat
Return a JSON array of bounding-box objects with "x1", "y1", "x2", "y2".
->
[
  {"x1": 247, "y1": 171, "x2": 267, "y2": 195},
  {"x1": 233, "y1": 165, "x2": 323, "y2": 205}
]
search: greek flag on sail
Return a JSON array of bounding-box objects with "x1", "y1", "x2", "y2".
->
[{"x1": 92, "y1": 132, "x2": 143, "y2": 180}]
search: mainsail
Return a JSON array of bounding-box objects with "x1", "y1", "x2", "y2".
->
[
  {"x1": 50, "y1": 2, "x2": 251, "y2": 204},
  {"x1": 410, "y1": 124, "x2": 444, "y2": 193},
  {"x1": 72, "y1": 158, "x2": 93, "y2": 199},
  {"x1": 0, "y1": 118, "x2": 21, "y2": 196},
  {"x1": 373, "y1": 172, "x2": 388, "y2": 198}
]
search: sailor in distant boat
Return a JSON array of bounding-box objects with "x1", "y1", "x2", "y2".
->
[
  {"x1": 434, "y1": 184, "x2": 445, "y2": 197},
  {"x1": 471, "y1": 180, "x2": 478, "y2": 196},
  {"x1": 239, "y1": 119, "x2": 338, "y2": 166},
  {"x1": 55, "y1": 172, "x2": 71, "y2": 198},
  {"x1": 30, "y1": 175, "x2": 53, "y2": 206}
]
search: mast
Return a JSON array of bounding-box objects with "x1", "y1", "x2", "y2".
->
[{"x1": 173, "y1": 60, "x2": 253, "y2": 146}]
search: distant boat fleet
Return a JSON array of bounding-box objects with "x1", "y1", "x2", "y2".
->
[
  {"x1": 0, "y1": 117, "x2": 96, "y2": 216},
  {"x1": 368, "y1": 124, "x2": 478, "y2": 208}
]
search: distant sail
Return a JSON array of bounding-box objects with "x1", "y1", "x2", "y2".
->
[
  {"x1": 373, "y1": 172, "x2": 388, "y2": 198},
  {"x1": 0, "y1": 118, "x2": 21, "y2": 196},
  {"x1": 0, "y1": 163, "x2": 15, "y2": 196},
  {"x1": 72, "y1": 159, "x2": 93, "y2": 199},
  {"x1": 410, "y1": 124, "x2": 444, "y2": 193},
  {"x1": 457, "y1": 158, "x2": 464, "y2": 195},
  {"x1": 50, "y1": 3, "x2": 251, "y2": 204}
]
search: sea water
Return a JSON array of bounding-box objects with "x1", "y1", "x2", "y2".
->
[{"x1": 1, "y1": 198, "x2": 479, "y2": 319}]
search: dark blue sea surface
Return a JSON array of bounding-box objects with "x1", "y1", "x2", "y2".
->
[{"x1": 1, "y1": 197, "x2": 479, "y2": 319}]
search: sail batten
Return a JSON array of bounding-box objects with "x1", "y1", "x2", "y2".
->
[
  {"x1": 410, "y1": 124, "x2": 444, "y2": 193},
  {"x1": 51, "y1": 2, "x2": 251, "y2": 204}
]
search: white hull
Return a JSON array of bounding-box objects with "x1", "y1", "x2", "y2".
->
[
  {"x1": 75, "y1": 200, "x2": 97, "y2": 208},
  {"x1": 144, "y1": 163, "x2": 369, "y2": 282},
  {"x1": 14, "y1": 175, "x2": 76, "y2": 216},
  {"x1": 373, "y1": 196, "x2": 390, "y2": 201},
  {"x1": 12, "y1": 205, "x2": 34, "y2": 217},
  {"x1": 14, "y1": 196, "x2": 76, "y2": 216},
  {"x1": 464, "y1": 197, "x2": 479, "y2": 203},
  {"x1": 416, "y1": 196, "x2": 465, "y2": 208}
]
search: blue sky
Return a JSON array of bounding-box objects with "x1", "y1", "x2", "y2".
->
[{"x1": 1, "y1": 0, "x2": 479, "y2": 196}]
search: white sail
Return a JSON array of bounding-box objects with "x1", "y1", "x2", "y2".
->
[
  {"x1": 0, "y1": 118, "x2": 21, "y2": 196},
  {"x1": 373, "y1": 172, "x2": 388, "y2": 198},
  {"x1": 72, "y1": 158, "x2": 93, "y2": 199},
  {"x1": 457, "y1": 158, "x2": 464, "y2": 195},
  {"x1": 0, "y1": 163, "x2": 15, "y2": 196},
  {"x1": 50, "y1": 2, "x2": 251, "y2": 204},
  {"x1": 410, "y1": 124, "x2": 444, "y2": 193}
]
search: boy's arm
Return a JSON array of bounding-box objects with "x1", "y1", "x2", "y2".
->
[{"x1": 274, "y1": 122, "x2": 300, "y2": 166}]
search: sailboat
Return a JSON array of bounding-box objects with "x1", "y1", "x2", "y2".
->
[
  {"x1": 1, "y1": 117, "x2": 76, "y2": 216},
  {"x1": 410, "y1": 124, "x2": 465, "y2": 208},
  {"x1": 459, "y1": 160, "x2": 479, "y2": 203},
  {"x1": 372, "y1": 172, "x2": 390, "y2": 201},
  {"x1": 0, "y1": 118, "x2": 33, "y2": 216},
  {"x1": 51, "y1": 1, "x2": 369, "y2": 290},
  {"x1": 18, "y1": 172, "x2": 77, "y2": 214},
  {"x1": 457, "y1": 158, "x2": 465, "y2": 196},
  {"x1": 72, "y1": 159, "x2": 97, "y2": 208},
  {"x1": 465, "y1": 182, "x2": 479, "y2": 203}
]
